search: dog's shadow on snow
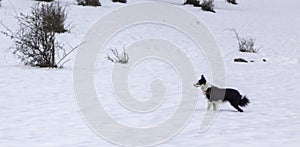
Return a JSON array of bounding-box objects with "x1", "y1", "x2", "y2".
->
[
  {"x1": 195, "y1": 109, "x2": 249, "y2": 113},
  {"x1": 218, "y1": 109, "x2": 254, "y2": 113},
  {"x1": 219, "y1": 109, "x2": 239, "y2": 112}
]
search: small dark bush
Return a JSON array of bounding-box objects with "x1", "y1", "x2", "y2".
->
[
  {"x1": 183, "y1": 0, "x2": 201, "y2": 7},
  {"x1": 76, "y1": 0, "x2": 101, "y2": 6},
  {"x1": 201, "y1": 0, "x2": 216, "y2": 13},
  {"x1": 234, "y1": 58, "x2": 248, "y2": 63},
  {"x1": 112, "y1": 0, "x2": 127, "y2": 3},
  {"x1": 40, "y1": 2, "x2": 68, "y2": 33},
  {"x1": 227, "y1": 0, "x2": 238, "y2": 5}
]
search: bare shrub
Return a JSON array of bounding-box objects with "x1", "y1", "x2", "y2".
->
[
  {"x1": 183, "y1": 0, "x2": 201, "y2": 7},
  {"x1": 1, "y1": 3, "x2": 69, "y2": 68},
  {"x1": 226, "y1": 0, "x2": 238, "y2": 5},
  {"x1": 76, "y1": 0, "x2": 101, "y2": 6},
  {"x1": 106, "y1": 48, "x2": 129, "y2": 64},
  {"x1": 201, "y1": 0, "x2": 216, "y2": 13},
  {"x1": 112, "y1": 0, "x2": 127, "y2": 3},
  {"x1": 230, "y1": 29, "x2": 259, "y2": 53}
]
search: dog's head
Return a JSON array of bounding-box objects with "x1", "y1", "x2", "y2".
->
[{"x1": 194, "y1": 75, "x2": 207, "y2": 88}]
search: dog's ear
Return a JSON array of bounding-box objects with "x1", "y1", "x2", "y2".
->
[
  {"x1": 201, "y1": 75, "x2": 205, "y2": 79},
  {"x1": 201, "y1": 75, "x2": 206, "y2": 84}
]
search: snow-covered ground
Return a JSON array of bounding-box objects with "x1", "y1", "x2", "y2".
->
[{"x1": 1, "y1": 0, "x2": 300, "y2": 146}]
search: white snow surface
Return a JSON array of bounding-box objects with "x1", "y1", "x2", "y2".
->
[{"x1": 1, "y1": 0, "x2": 300, "y2": 146}]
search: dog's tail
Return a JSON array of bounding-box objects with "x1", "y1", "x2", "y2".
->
[{"x1": 239, "y1": 95, "x2": 250, "y2": 107}]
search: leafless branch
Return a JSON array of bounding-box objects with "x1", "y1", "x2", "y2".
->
[
  {"x1": 56, "y1": 41, "x2": 86, "y2": 67},
  {"x1": 228, "y1": 29, "x2": 259, "y2": 53},
  {"x1": 106, "y1": 47, "x2": 129, "y2": 64}
]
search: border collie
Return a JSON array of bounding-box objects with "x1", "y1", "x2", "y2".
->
[{"x1": 194, "y1": 75, "x2": 250, "y2": 112}]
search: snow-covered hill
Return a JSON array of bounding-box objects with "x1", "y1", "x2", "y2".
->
[{"x1": 1, "y1": 0, "x2": 300, "y2": 146}]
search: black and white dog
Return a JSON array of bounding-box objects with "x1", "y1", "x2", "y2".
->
[{"x1": 194, "y1": 75, "x2": 250, "y2": 112}]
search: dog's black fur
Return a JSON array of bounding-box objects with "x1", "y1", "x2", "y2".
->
[{"x1": 194, "y1": 75, "x2": 250, "y2": 112}]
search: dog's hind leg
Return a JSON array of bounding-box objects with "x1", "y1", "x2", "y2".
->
[
  {"x1": 230, "y1": 101, "x2": 244, "y2": 112},
  {"x1": 233, "y1": 105, "x2": 244, "y2": 112}
]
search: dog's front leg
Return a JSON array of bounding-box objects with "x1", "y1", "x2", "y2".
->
[
  {"x1": 212, "y1": 103, "x2": 217, "y2": 111},
  {"x1": 207, "y1": 102, "x2": 212, "y2": 110}
]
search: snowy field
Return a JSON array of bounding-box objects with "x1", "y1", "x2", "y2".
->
[{"x1": 1, "y1": 0, "x2": 300, "y2": 146}]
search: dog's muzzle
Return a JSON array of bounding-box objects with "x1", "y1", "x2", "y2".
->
[{"x1": 194, "y1": 83, "x2": 200, "y2": 87}]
